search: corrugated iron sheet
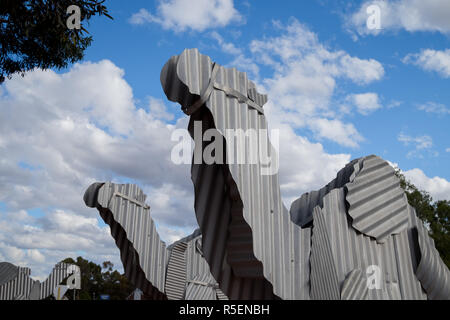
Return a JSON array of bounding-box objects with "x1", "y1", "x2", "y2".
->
[
  {"x1": 165, "y1": 241, "x2": 187, "y2": 300},
  {"x1": 346, "y1": 155, "x2": 409, "y2": 243},
  {"x1": 185, "y1": 234, "x2": 227, "y2": 300},
  {"x1": 188, "y1": 112, "x2": 280, "y2": 299},
  {"x1": 216, "y1": 288, "x2": 228, "y2": 300},
  {"x1": 290, "y1": 158, "x2": 363, "y2": 228},
  {"x1": 340, "y1": 269, "x2": 368, "y2": 300},
  {"x1": 85, "y1": 183, "x2": 229, "y2": 300},
  {"x1": 289, "y1": 149, "x2": 450, "y2": 300},
  {"x1": 311, "y1": 187, "x2": 427, "y2": 299},
  {"x1": 161, "y1": 48, "x2": 311, "y2": 300},
  {"x1": 415, "y1": 214, "x2": 450, "y2": 299},
  {"x1": 391, "y1": 205, "x2": 427, "y2": 299},
  {"x1": 0, "y1": 269, "x2": 35, "y2": 300},
  {"x1": 0, "y1": 262, "x2": 19, "y2": 287},
  {"x1": 310, "y1": 206, "x2": 340, "y2": 300},
  {"x1": 39, "y1": 262, "x2": 76, "y2": 299},
  {"x1": 185, "y1": 273, "x2": 217, "y2": 300},
  {"x1": 88, "y1": 182, "x2": 168, "y2": 299},
  {"x1": 0, "y1": 262, "x2": 78, "y2": 300}
]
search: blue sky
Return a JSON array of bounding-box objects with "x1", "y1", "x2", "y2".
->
[{"x1": 0, "y1": 0, "x2": 449, "y2": 279}]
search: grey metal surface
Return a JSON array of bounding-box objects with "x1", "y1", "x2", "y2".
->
[
  {"x1": 84, "y1": 182, "x2": 229, "y2": 300},
  {"x1": 340, "y1": 269, "x2": 368, "y2": 300},
  {"x1": 290, "y1": 154, "x2": 409, "y2": 244},
  {"x1": 185, "y1": 234, "x2": 227, "y2": 300},
  {"x1": 391, "y1": 205, "x2": 427, "y2": 299},
  {"x1": 39, "y1": 262, "x2": 77, "y2": 299},
  {"x1": 87, "y1": 182, "x2": 168, "y2": 299},
  {"x1": 0, "y1": 268, "x2": 34, "y2": 300},
  {"x1": 189, "y1": 153, "x2": 279, "y2": 299},
  {"x1": 290, "y1": 158, "x2": 363, "y2": 228},
  {"x1": 161, "y1": 48, "x2": 311, "y2": 300},
  {"x1": 0, "y1": 262, "x2": 19, "y2": 287},
  {"x1": 288, "y1": 150, "x2": 450, "y2": 299},
  {"x1": 216, "y1": 288, "x2": 228, "y2": 300},
  {"x1": 415, "y1": 215, "x2": 450, "y2": 299},
  {"x1": 0, "y1": 262, "x2": 78, "y2": 300},
  {"x1": 165, "y1": 232, "x2": 228, "y2": 300},
  {"x1": 310, "y1": 206, "x2": 340, "y2": 300},
  {"x1": 165, "y1": 241, "x2": 187, "y2": 300},
  {"x1": 185, "y1": 273, "x2": 217, "y2": 300},
  {"x1": 346, "y1": 155, "x2": 409, "y2": 243},
  {"x1": 310, "y1": 187, "x2": 426, "y2": 299}
]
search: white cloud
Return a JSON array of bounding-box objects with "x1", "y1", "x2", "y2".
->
[
  {"x1": 417, "y1": 101, "x2": 450, "y2": 115},
  {"x1": 398, "y1": 133, "x2": 436, "y2": 158},
  {"x1": 148, "y1": 97, "x2": 175, "y2": 121},
  {"x1": 308, "y1": 118, "x2": 363, "y2": 148},
  {"x1": 403, "y1": 168, "x2": 450, "y2": 201},
  {"x1": 347, "y1": 92, "x2": 382, "y2": 115},
  {"x1": 27, "y1": 249, "x2": 46, "y2": 263},
  {"x1": 403, "y1": 49, "x2": 450, "y2": 78},
  {"x1": 275, "y1": 124, "x2": 351, "y2": 207},
  {"x1": 249, "y1": 19, "x2": 383, "y2": 147},
  {"x1": 338, "y1": 55, "x2": 385, "y2": 85},
  {"x1": 129, "y1": 0, "x2": 243, "y2": 32},
  {"x1": 0, "y1": 243, "x2": 26, "y2": 262},
  {"x1": 387, "y1": 100, "x2": 402, "y2": 109},
  {"x1": 348, "y1": 0, "x2": 450, "y2": 37},
  {"x1": 446, "y1": 148, "x2": 450, "y2": 153},
  {"x1": 398, "y1": 133, "x2": 433, "y2": 150},
  {"x1": 210, "y1": 31, "x2": 259, "y2": 78},
  {"x1": 210, "y1": 31, "x2": 242, "y2": 55}
]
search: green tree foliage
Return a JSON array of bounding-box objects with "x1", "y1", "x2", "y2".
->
[
  {"x1": 60, "y1": 257, "x2": 134, "y2": 300},
  {"x1": 0, "y1": 0, "x2": 112, "y2": 83},
  {"x1": 396, "y1": 169, "x2": 450, "y2": 268}
]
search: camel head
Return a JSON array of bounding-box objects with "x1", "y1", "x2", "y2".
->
[
  {"x1": 160, "y1": 48, "x2": 278, "y2": 176},
  {"x1": 160, "y1": 48, "x2": 268, "y2": 119}
]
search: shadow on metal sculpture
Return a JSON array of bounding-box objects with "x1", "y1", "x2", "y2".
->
[
  {"x1": 0, "y1": 262, "x2": 80, "y2": 300},
  {"x1": 84, "y1": 182, "x2": 228, "y2": 300},
  {"x1": 84, "y1": 48, "x2": 449, "y2": 300}
]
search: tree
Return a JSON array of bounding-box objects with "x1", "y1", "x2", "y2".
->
[
  {"x1": 0, "y1": 0, "x2": 112, "y2": 83},
  {"x1": 395, "y1": 169, "x2": 450, "y2": 268},
  {"x1": 61, "y1": 257, "x2": 134, "y2": 300}
]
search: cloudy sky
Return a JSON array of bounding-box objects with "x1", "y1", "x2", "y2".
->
[{"x1": 1, "y1": 0, "x2": 449, "y2": 280}]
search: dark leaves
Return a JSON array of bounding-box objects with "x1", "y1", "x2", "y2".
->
[
  {"x1": 0, "y1": 0, "x2": 113, "y2": 83},
  {"x1": 61, "y1": 256, "x2": 134, "y2": 300},
  {"x1": 396, "y1": 169, "x2": 450, "y2": 268}
]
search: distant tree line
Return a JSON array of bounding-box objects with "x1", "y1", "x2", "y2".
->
[
  {"x1": 396, "y1": 170, "x2": 449, "y2": 268},
  {"x1": 59, "y1": 257, "x2": 133, "y2": 300}
]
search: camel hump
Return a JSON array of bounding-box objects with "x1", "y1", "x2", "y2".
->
[{"x1": 346, "y1": 155, "x2": 409, "y2": 243}]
